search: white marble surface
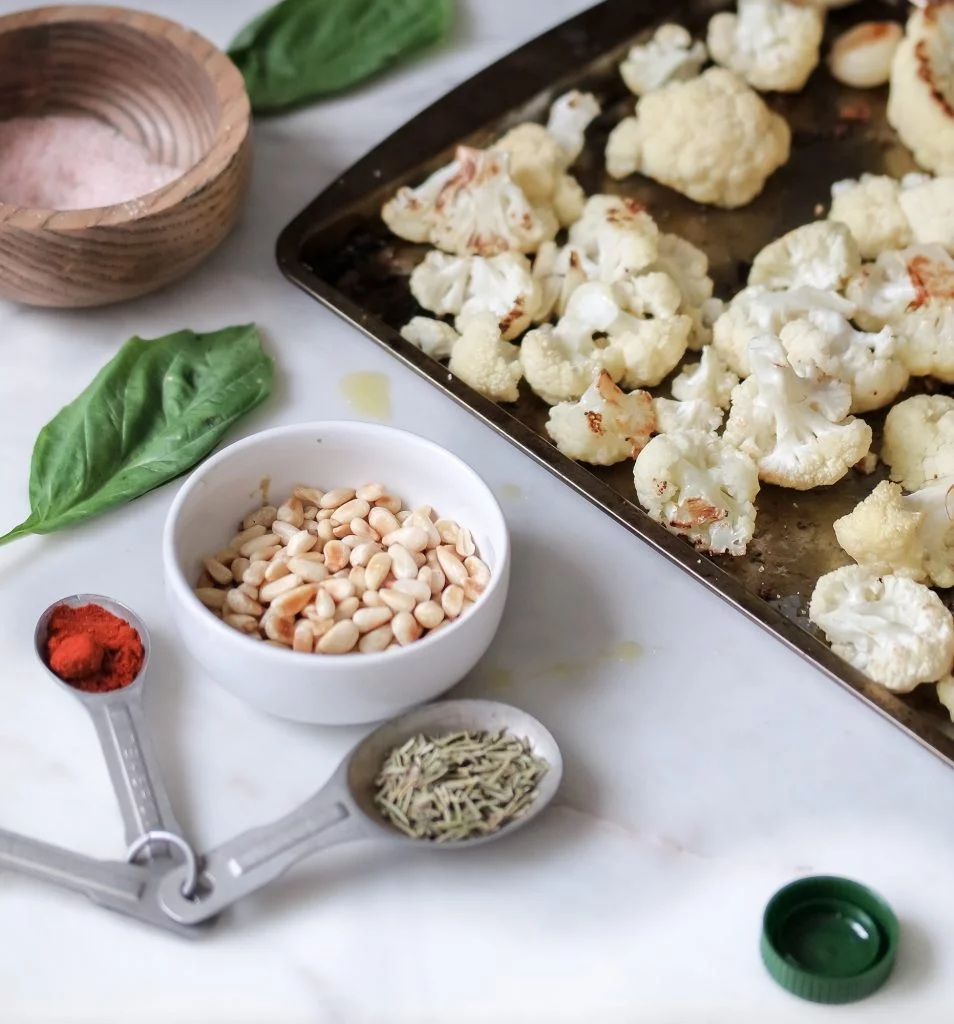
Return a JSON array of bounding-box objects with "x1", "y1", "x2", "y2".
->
[{"x1": 0, "y1": 1, "x2": 952, "y2": 1021}]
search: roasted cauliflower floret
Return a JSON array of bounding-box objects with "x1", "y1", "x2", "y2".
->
[
  {"x1": 633, "y1": 430, "x2": 759, "y2": 555},
  {"x1": 653, "y1": 397, "x2": 724, "y2": 434},
  {"x1": 530, "y1": 242, "x2": 595, "y2": 321},
  {"x1": 605, "y1": 68, "x2": 791, "y2": 209},
  {"x1": 707, "y1": 0, "x2": 825, "y2": 93},
  {"x1": 881, "y1": 394, "x2": 954, "y2": 491},
  {"x1": 400, "y1": 317, "x2": 459, "y2": 360},
  {"x1": 568, "y1": 195, "x2": 660, "y2": 280},
  {"x1": 619, "y1": 23, "x2": 708, "y2": 97},
  {"x1": 670, "y1": 346, "x2": 740, "y2": 409},
  {"x1": 546, "y1": 370, "x2": 656, "y2": 465},
  {"x1": 809, "y1": 565, "x2": 954, "y2": 693},
  {"x1": 723, "y1": 335, "x2": 872, "y2": 489},
  {"x1": 898, "y1": 172, "x2": 954, "y2": 252},
  {"x1": 610, "y1": 313, "x2": 694, "y2": 389},
  {"x1": 447, "y1": 312, "x2": 523, "y2": 402},
  {"x1": 749, "y1": 221, "x2": 861, "y2": 293},
  {"x1": 828, "y1": 174, "x2": 912, "y2": 259},
  {"x1": 544, "y1": 90, "x2": 602, "y2": 165},
  {"x1": 887, "y1": 1, "x2": 954, "y2": 175},
  {"x1": 649, "y1": 234, "x2": 721, "y2": 349}
]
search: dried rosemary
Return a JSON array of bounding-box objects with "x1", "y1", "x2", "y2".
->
[{"x1": 373, "y1": 729, "x2": 548, "y2": 842}]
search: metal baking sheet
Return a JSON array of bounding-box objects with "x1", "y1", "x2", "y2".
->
[{"x1": 276, "y1": 0, "x2": 954, "y2": 766}]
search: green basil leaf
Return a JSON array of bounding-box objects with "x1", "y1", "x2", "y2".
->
[
  {"x1": 0, "y1": 324, "x2": 273, "y2": 546},
  {"x1": 228, "y1": 0, "x2": 454, "y2": 114}
]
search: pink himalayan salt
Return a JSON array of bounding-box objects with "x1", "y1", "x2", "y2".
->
[{"x1": 0, "y1": 114, "x2": 184, "y2": 210}]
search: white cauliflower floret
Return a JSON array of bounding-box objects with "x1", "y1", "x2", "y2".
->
[
  {"x1": 723, "y1": 335, "x2": 872, "y2": 489},
  {"x1": 409, "y1": 250, "x2": 471, "y2": 316},
  {"x1": 834, "y1": 478, "x2": 954, "y2": 588},
  {"x1": 712, "y1": 285, "x2": 856, "y2": 377},
  {"x1": 749, "y1": 221, "x2": 861, "y2": 292},
  {"x1": 633, "y1": 430, "x2": 759, "y2": 555},
  {"x1": 530, "y1": 242, "x2": 595, "y2": 321},
  {"x1": 568, "y1": 195, "x2": 660, "y2": 280},
  {"x1": 671, "y1": 346, "x2": 740, "y2": 409},
  {"x1": 809, "y1": 565, "x2": 954, "y2": 693},
  {"x1": 447, "y1": 312, "x2": 523, "y2": 402},
  {"x1": 605, "y1": 68, "x2": 791, "y2": 209},
  {"x1": 845, "y1": 244, "x2": 954, "y2": 380},
  {"x1": 887, "y1": 1, "x2": 954, "y2": 175},
  {"x1": 707, "y1": 0, "x2": 825, "y2": 93},
  {"x1": 610, "y1": 312, "x2": 693, "y2": 388},
  {"x1": 613, "y1": 271, "x2": 683, "y2": 319},
  {"x1": 899, "y1": 173, "x2": 954, "y2": 253},
  {"x1": 454, "y1": 253, "x2": 540, "y2": 340},
  {"x1": 653, "y1": 397, "x2": 724, "y2": 434},
  {"x1": 828, "y1": 174, "x2": 912, "y2": 259},
  {"x1": 619, "y1": 23, "x2": 708, "y2": 97},
  {"x1": 881, "y1": 394, "x2": 954, "y2": 491},
  {"x1": 552, "y1": 174, "x2": 587, "y2": 227},
  {"x1": 546, "y1": 370, "x2": 656, "y2": 466},
  {"x1": 520, "y1": 316, "x2": 625, "y2": 406},
  {"x1": 778, "y1": 311, "x2": 908, "y2": 413},
  {"x1": 381, "y1": 146, "x2": 557, "y2": 256},
  {"x1": 648, "y1": 233, "x2": 720, "y2": 349},
  {"x1": 400, "y1": 317, "x2": 459, "y2": 360},
  {"x1": 545, "y1": 90, "x2": 602, "y2": 165}
]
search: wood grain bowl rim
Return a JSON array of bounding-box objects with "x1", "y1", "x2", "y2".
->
[{"x1": 0, "y1": 4, "x2": 251, "y2": 229}]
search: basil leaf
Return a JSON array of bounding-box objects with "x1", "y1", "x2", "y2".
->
[
  {"x1": 0, "y1": 324, "x2": 273, "y2": 546},
  {"x1": 228, "y1": 0, "x2": 454, "y2": 114}
]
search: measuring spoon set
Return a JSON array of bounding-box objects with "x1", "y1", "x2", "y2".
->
[{"x1": 0, "y1": 594, "x2": 562, "y2": 936}]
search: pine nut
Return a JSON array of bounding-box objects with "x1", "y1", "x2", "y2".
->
[
  {"x1": 455, "y1": 528, "x2": 476, "y2": 558},
  {"x1": 362, "y1": 590, "x2": 385, "y2": 607},
  {"x1": 226, "y1": 588, "x2": 263, "y2": 617},
  {"x1": 230, "y1": 557, "x2": 251, "y2": 584},
  {"x1": 317, "y1": 508, "x2": 335, "y2": 520},
  {"x1": 321, "y1": 540, "x2": 348, "y2": 573},
  {"x1": 342, "y1": 535, "x2": 364, "y2": 550},
  {"x1": 230, "y1": 524, "x2": 266, "y2": 549},
  {"x1": 240, "y1": 533, "x2": 281, "y2": 557},
  {"x1": 349, "y1": 566, "x2": 367, "y2": 596},
  {"x1": 351, "y1": 518, "x2": 379, "y2": 541},
  {"x1": 333, "y1": 569, "x2": 351, "y2": 579},
  {"x1": 317, "y1": 519, "x2": 336, "y2": 542},
  {"x1": 263, "y1": 611, "x2": 295, "y2": 645},
  {"x1": 462, "y1": 578, "x2": 485, "y2": 602},
  {"x1": 357, "y1": 482, "x2": 386, "y2": 501},
  {"x1": 389, "y1": 544, "x2": 418, "y2": 580},
  {"x1": 396, "y1": 511, "x2": 411, "y2": 524},
  {"x1": 322, "y1": 578, "x2": 356, "y2": 602},
  {"x1": 382, "y1": 525, "x2": 429, "y2": 552},
  {"x1": 196, "y1": 588, "x2": 227, "y2": 610},
  {"x1": 197, "y1": 571, "x2": 215, "y2": 589},
  {"x1": 204, "y1": 557, "x2": 233, "y2": 586},
  {"x1": 435, "y1": 519, "x2": 459, "y2": 545},
  {"x1": 304, "y1": 519, "x2": 322, "y2": 537},
  {"x1": 380, "y1": 589, "x2": 416, "y2": 614},
  {"x1": 391, "y1": 578, "x2": 431, "y2": 603},
  {"x1": 419, "y1": 566, "x2": 445, "y2": 595},
  {"x1": 288, "y1": 557, "x2": 329, "y2": 584},
  {"x1": 350, "y1": 541, "x2": 380, "y2": 567},
  {"x1": 286, "y1": 529, "x2": 318, "y2": 556},
  {"x1": 272, "y1": 520, "x2": 299, "y2": 543},
  {"x1": 264, "y1": 552, "x2": 291, "y2": 582},
  {"x1": 243, "y1": 561, "x2": 268, "y2": 587},
  {"x1": 250, "y1": 545, "x2": 281, "y2": 563},
  {"x1": 238, "y1": 583, "x2": 260, "y2": 601},
  {"x1": 293, "y1": 620, "x2": 315, "y2": 652},
  {"x1": 441, "y1": 585, "x2": 464, "y2": 619},
  {"x1": 333, "y1": 523, "x2": 352, "y2": 539},
  {"x1": 315, "y1": 589, "x2": 336, "y2": 620},
  {"x1": 243, "y1": 506, "x2": 277, "y2": 530},
  {"x1": 319, "y1": 488, "x2": 356, "y2": 509},
  {"x1": 411, "y1": 551, "x2": 427, "y2": 568},
  {"x1": 374, "y1": 495, "x2": 402, "y2": 514},
  {"x1": 317, "y1": 620, "x2": 360, "y2": 654},
  {"x1": 359, "y1": 624, "x2": 393, "y2": 652},
  {"x1": 213, "y1": 548, "x2": 238, "y2": 567},
  {"x1": 335, "y1": 596, "x2": 361, "y2": 620},
  {"x1": 465, "y1": 556, "x2": 490, "y2": 587},
  {"x1": 408, "y1": 512, "x2": 441, "y2": 548},
  {"x1": 369, "y1": 507, "x2": 401, "y2": 535},
  {"x1": 224, "y1": 613, "x2": 260, "y2": 634},
  {"x1": 353, "y1": 606, "x2": 393, "y2": 632},
  {"x1": 303, "y1": 505, "x2": 318, "y2": 520},
  {"x1": 293, "y1": 485, "x2": 324, "y2": 505},
  {"x1": 277, "y1": 497, "x2": 305, "y2": 528},
  {"x1": 271, "y1": 584, "x2": 319, "y2": 617},
  {"x1": 392, "y1": 611, "x2": 422, "y2": 646},
  {"x1": 331, "y1": 498, "x2": 370, "y2": 524},
  {"x1": 425, "y1": 549, "x2": 440, "y2": 569},
  {"x1": 365, "y1": 552, "x2": 392, "y2": 590},
  {"x1": 436, "y1": 546, "x2": 468, "y2": 586},
  {"x1": 414, "y1": 601, "x2": 445, "y2": 629},
  {"x1": 260, "y1": 574, "x2": 304, "y2": 603}
]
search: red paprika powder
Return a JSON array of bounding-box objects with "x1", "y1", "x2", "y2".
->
[{"x1": 45, "y1": 604, "x2": 144, "y2": 692}]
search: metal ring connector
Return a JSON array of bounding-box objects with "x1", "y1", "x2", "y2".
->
[{"x1": 126, "y1": 830, "x2": 200, "y2": 899}]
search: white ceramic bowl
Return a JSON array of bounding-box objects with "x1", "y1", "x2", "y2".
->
[{"x1": 162, "y1": 422, "x2": 510, "y2": 725}]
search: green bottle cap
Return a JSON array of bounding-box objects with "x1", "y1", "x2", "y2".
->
[{"x1": 761, "y1": 875, "x2": 899, "y2": 1005}]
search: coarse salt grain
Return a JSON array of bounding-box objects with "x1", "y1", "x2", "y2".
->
[{"x1": 0, "y1": 114, "x2": 184, "y2": 210}]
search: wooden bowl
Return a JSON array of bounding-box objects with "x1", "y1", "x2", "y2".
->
[{"x1": 0, "y1": 5, "x2": 252, "y2": 307}]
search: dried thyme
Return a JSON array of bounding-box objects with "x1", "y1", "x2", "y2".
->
[{"x1": 373, "y1": 730, "x2": 548, "y2": 841}]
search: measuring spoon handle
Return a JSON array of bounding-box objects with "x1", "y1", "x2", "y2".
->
[
  {"x1": 158, "y1": 783, "x2": 369, "y2": 924},
  {"x1": 87, "y1": 691, "x2": 183, "y2": 848}
]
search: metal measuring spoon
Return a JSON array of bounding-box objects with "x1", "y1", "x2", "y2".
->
[
  {"x1": 34, "y1": 595, "x2": 184, "y2": 861},
  {"x1": 158, "y1": 699, "x2": 562, "y2": 925}
]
